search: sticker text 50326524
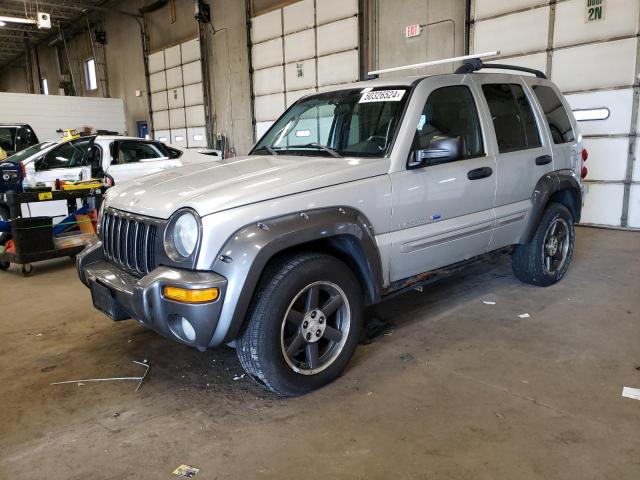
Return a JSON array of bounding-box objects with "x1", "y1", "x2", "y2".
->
[{"x1": 359, "y1": 89, "x2": 406, "y2": 103}]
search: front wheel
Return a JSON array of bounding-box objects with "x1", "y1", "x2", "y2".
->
[
  {"x1": 512, "y1": 202, "x2": 575, "y2": 286},
  {"x1": 236, "y1": 252, "x2": 363, "y2": 397}
]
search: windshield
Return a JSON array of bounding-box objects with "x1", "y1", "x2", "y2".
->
[
  {"x1": 252, "y1": 87, "x2": 411, "y2": 158},
  {"x1": 1, "y1": 142, "x2": 56, "y2": 163},
  {"x1": 0, "y1": 127, "x2": 18, "y2": 152}
]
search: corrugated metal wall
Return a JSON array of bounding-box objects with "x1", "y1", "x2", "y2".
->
[
  {"x1": 148, "y1": 38, "x2": 208, "y2": 149},
  {"x1": 249, "y1": 0, "x2": 360, "y2": 139},
  {"x1": 471, "y1": 0, "x2": 640, "y2": 229},
  {"x1": 0, "y1": 92, "x2": 126, "y2": 142}
]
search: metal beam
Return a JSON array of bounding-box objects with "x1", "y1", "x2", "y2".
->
[{"x1": 2, "y1": 0, "x2": 143, "y2": 19}]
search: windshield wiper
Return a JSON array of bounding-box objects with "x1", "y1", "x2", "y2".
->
[
  {"x1": 254, "y1": 145, "x2": 279, "y2": 156},
  {"x1": 287, "y1": 143, "x2": 342, "y2": 158}
]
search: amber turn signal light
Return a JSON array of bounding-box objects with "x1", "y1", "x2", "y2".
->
[{"x1": 162, "y1": 286, "x2": 219, "y2": 303}]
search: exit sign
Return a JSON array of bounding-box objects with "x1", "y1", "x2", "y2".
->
[
  {"x1": 586, "y1": 0, "x2": 606, "y2": 22},
  {"x1": 405, "y1": 24, "x2": 422, "y2": 38}
]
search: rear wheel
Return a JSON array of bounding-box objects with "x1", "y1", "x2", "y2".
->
[
  {"x1": 236, "y1": 252, "x2": 363, "y2": 396},
  {"x1": 512, "y1": 202, "x2": 575, "y2": 286}
]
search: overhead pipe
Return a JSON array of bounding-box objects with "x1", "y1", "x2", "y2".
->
[{"x1": 135, "y1": 16, "x2": 154, "y2": 138}]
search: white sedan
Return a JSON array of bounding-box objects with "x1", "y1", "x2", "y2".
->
[{"x1": 2, "y1": 135, "x2": 219, "y2": 221}]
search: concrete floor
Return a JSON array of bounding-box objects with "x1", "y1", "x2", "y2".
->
[{"x1": 0, "y1": 227, "x2": 639, "y2": 479}]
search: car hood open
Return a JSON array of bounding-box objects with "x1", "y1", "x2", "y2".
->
[{"x1": 104, "y1": 154, "x2": 390, "y2": 219}]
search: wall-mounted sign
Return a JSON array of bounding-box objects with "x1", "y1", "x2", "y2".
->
[
  {"x1": 405, "y1": 24, "x2": 422, "y2": 38},
  {"x1": 296, "y1": 62, "x2": 304, "y2": 78},
  {"x1": 586, "y1": 0, "x2": 606, "y2": 22}
]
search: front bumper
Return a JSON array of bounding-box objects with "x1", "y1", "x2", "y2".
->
[{"x1": 77, "y1": 239, "x2": 227, "y2": 349}]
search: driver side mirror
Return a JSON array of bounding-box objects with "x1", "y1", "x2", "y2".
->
[
  {"x1": 34, "y1": 157, "x2": 45, "y2": 172},
  {"x1": 409, "y1": 135, "x2": 464, "y2": 169}
]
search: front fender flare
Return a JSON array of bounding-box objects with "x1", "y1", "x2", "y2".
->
[{"x1": 207, "y1": 206, "x2": 383, "y2": 346}]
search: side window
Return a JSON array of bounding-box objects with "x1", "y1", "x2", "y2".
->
[
  {"x1": 413, "y1": 85, "x2": 484, "y2": 159},
  {"x1": 41, "y1": 138, "x2": 91, "y2": 170},
  {"x1": 115, "y1": 142, "x2": 165, "y2": 165},
  {"x1": 532, "y1": 85, "x2": 575, "y2": 144},
  {"x1": 482, "y1": 84, "x2": 541, "y2": 153}
]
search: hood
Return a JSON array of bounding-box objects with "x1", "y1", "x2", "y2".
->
[{"x1": 105, "y1": 154, "x2": 390, "y2": 219}]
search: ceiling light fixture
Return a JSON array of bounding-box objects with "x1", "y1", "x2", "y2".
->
[
  {"x1": 0, "y1": 15, "x2": 37, "y2": 25},
  {"x1": 0, "y1": 13, "x2": 51, "y2": 29}
]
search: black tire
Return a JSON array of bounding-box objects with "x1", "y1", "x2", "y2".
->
[
  {"x1": 236, "y1": 252, "x2": 363, "y2": 397},
  {"x1": 512, "y1": 202, "x2": 575, "y2": 286},
  {"x1": 21, "y1": 263, "x2": 34, "y2": 276},
  {"x1": 0, "y1": 260, "x2": 9, "y2": 271}
]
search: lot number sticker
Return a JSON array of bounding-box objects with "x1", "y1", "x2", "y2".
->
[{"x1": 360, "y1": 90, "x2": 406, "y2": 103}]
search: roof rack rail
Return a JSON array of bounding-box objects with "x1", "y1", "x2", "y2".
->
[
  {"x1": 367, "y1": 51, "x2": 499, "y2": 77},
  {"x1": 455, "y1": 58, "x2": 547, "y2": 79}
]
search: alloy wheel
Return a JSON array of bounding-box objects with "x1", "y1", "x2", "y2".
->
[
  {"x1": 280, "y1": 281, "x2": 351, "y2": 375},
  {"x1": 542, "y1": 217, "x2": 570, "y2": 275}
]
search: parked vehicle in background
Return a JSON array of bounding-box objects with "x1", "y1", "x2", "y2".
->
[
  {"x1": 0, "y1": 135, "x2": 216, "y2": 235},
  {"x1": 19, "y1": 136, "x2": 211, "y2": 186},
  {"x1": 78, "y1": 60, "x2": 586, "y2": 397},
  {"x1": 0, "y1": 124, "x2": 39, "y2": 157}
]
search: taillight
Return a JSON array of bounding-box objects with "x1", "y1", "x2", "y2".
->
[
  {"x1": 18, "y1": 161, "x2": 26, "y2": 179},
  {"x1": 581, "y1": 148, "x2": 588, "y2": 179}
]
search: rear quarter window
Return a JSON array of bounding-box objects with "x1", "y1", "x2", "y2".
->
[
  {"x1": 482, "y1": 83, "x2": 541, "y2": 153},
  {"x1": 532, "y1": 85, "x2": 575, "y2": 144}
]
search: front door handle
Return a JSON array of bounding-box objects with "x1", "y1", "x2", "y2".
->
[
  {"x1": 467, "y1": 166, "x2": 493, "y2": 180},
  {"x1": 536, "y1": 155, "x2": 552, "y2": 165}
]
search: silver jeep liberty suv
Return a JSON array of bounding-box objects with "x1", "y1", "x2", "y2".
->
[{"x1": 77, "y1": 59, "x2": 585, "y2": 396}]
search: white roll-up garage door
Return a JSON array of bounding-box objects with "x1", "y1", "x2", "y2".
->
[
  {"x1": 148, "y1": 37, "x2": 207, "y2": 149},
  {"x1": 471, "y1": 0, "x2": 640, "y2": 229},
  {"x1": 250, "y1": 0, "x2": 360, "y2": 139}
]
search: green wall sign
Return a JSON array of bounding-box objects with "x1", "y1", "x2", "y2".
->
[{"x1": 586, "y1": 0, "x2": 606, "y2": 22}]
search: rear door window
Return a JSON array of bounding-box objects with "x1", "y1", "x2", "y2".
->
[
  {"x1": 532, "y1": 85, "x2": 575, "y2": 144},
  {"x1": 114, "y1": 142, "x2": 166, "y2": 164},
  {"x1": 482, "y1": 84, "x2": 541, "y2": 153}
]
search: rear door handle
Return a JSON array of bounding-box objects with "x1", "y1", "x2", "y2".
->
[
  {"x1": 467, "y1": 166, "x2": 493, "y2": 180},
  {"x1": 536, "y1": 155, "x2": 552, "y2": 165}
]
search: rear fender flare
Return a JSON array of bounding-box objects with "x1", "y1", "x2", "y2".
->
[{"x1": 521, "y1": 170, "x2": 582, "y2": 243}]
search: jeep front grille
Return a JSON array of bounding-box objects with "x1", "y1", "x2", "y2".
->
[{"x1": 101, "y1": 210, "x2": 158, "y2": 275}]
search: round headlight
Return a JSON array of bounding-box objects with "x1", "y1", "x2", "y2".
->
[{"x1": 173, "y1": 212, "x2": 199, "y2": 258}]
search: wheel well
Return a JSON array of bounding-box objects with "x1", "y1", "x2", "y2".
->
[
  {"x1": 265, "y1": 235, "x2": 380, "y2": 306},
  {"x1": 548, "y1": 188, "x2": 581, "y2": 223}
]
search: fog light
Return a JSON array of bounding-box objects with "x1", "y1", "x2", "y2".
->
[
  {"x1": 181, "y1": 317, "x2": 196, "y2": 342},
  {"x1": 163, "y1": 286, "x2": 219, "y2": 303}
]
